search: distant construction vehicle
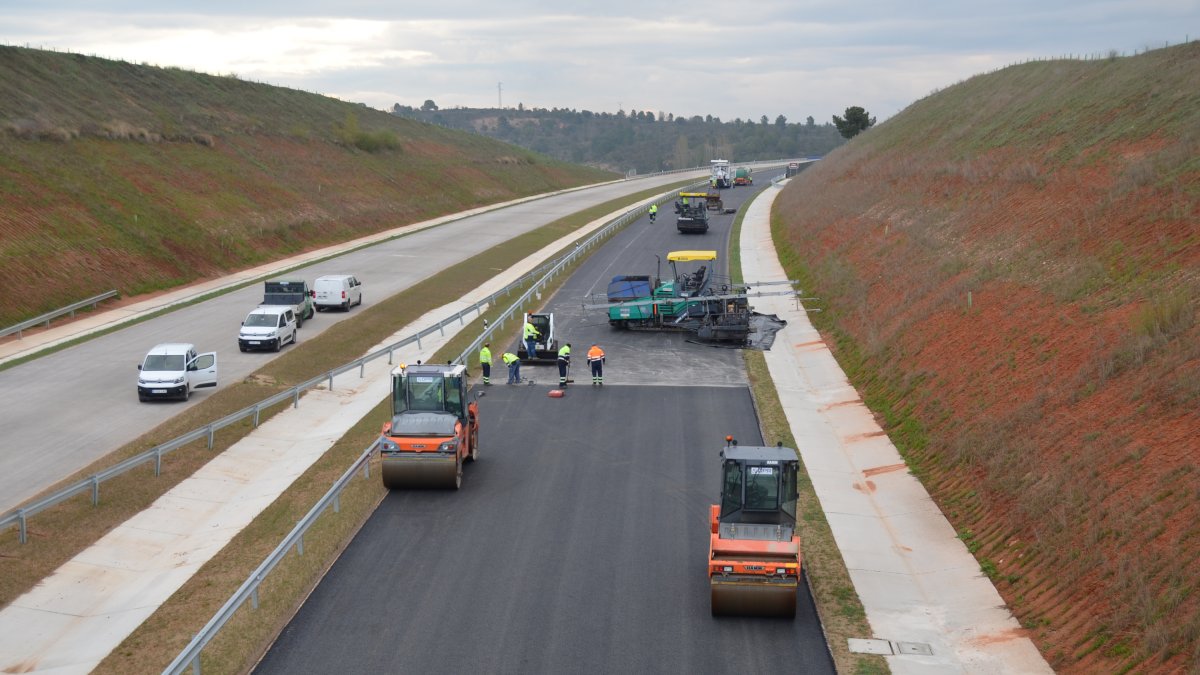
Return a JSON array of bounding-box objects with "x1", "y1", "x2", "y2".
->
[
  {"x1": 710, "y1": 159, "x2": 732, "y2": 189},
  {"x1": 709, "y1": 439, "x2": 802, "y2": 617},
  {"x1": 379, "y1": 362, "x2": 479, "y2": 489},
  {"x1": 733, "y1": 167, "x2": 753, "y2": 186},
  {"x1": 675, "y1": 192, "x2": 711, "y2": 233}
]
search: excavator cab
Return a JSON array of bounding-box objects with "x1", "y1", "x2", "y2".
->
[{"x1": 709, "y1": 441, "x2": 803, "y2": 617}]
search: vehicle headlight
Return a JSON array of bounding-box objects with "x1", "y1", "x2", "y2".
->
[
  {"x1": 439, "y1": 440, "x2": 458, "y2": 452},
  {"x1": 173, "y1": 376, "x2": 186, "y2": 384}
]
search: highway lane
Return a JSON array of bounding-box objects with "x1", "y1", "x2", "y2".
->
[
  {"x1": 255, "y1": 387, "x2": 833, "y2": 675},
  {"x1": 256, "y1": 175, "x2": 835, "y2": 673},
  {"x1": 0, "y1": 173, "x2": 703, "y2": 512}
]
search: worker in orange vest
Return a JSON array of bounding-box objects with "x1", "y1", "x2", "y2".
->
[{"x1": 586, "y1": 344, "x2": 606, "y2": 386}]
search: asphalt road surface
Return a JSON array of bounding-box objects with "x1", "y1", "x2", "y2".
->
[
  {"x1": 256, "y1": 175, "x2": 835, "y2": 673},
  {"x1": 255, "y1": 386, "x2": 834, "y2": 675},
  {"x1": 0, "y1": 173, "x2": 705, "y2": 512}
]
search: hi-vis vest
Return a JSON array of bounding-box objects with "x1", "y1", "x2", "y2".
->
[{"x1": 587, "y1": 346, "x2": 605, "y2": 363}]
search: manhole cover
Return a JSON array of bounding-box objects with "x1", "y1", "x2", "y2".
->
[
  {"x1": 896, "y1": 642, "x2": 934, "y2": 656},
  {"x1": 847, "y1": 638, "x2": 894, "y2": 655}
]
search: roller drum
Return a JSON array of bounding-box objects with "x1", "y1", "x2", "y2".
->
[
  {"x1": 710, "y1": 576, "x2": 798, "y2": 617},
  {"x1": 382, "y1": 455, "x2": 461, "y2": 489}
]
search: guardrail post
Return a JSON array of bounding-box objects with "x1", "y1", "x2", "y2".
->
[
  {"x1": 416, "y1": 334, "x2": 422, "y2": 349},
  {"x1": 296, "y1": 534, "x2": 304, "y2": 556},
  {"x1": 18, "y1": 511, "x2": 27, "y2": 545},
  {"x1": 251, "y1": 587, "x2": 259, "y2": 610},
  {"x1": 155, "y1": 448, "x2": 163, "y2": 476},
  {"x1": 359, "y1": 361, "x2": 366, "y2": 378},
  {"x1": 91, "y1": 476, "x2": 100, "y2": 505},
  {"x1": 253, "y1": 405, "x2": 260, "y2": 427},
  {"x1": 207, "y1": 425, "x2": 215, "y2": 450},
  {"x1": 438, "y1": 319, "x2": 445, "y2": 337},
  {"x1": 362, "y1": 462, "x2": 370, "y2": 479},
  {"x1": 333, "y1": 494, "x2": 340, "y2": 513},
  {"x1": 328, "y1": 372, "x2": 335, "y2": 389},
  {"x1": 293, "y1": 389, "x2": 300, "y2": 409},
  {"x1": 191, "y1": 655, "x2": 201, "y2": 675},
  {"x1": 388, "y1": 348, "x2": 394, "y2": 365}
]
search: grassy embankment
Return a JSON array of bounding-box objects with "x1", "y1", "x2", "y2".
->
[
  {"x1": 0, "y1": 45, "x2": 614, "y2": 327},
  {"x1": 772, "y1": 42, "x2": 1199, "y2": 672}
]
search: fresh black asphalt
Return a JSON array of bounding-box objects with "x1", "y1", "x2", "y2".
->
[{"x1": 255, "y1": 176, "x2": 836, "y2": 674}]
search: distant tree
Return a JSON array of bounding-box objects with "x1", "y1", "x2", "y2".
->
[
  {"x1": 775, "y1": 114, "x2": 787, "y2": 127},
  {"x1": 806, "y1": 115, "x2": 815, "y2": 127},
  {"x1": 667, "y1": 113, "x2": 675, "y2": 122},
  {"x1": 518, "y1": 102, "x2": 524, "y2": 111},
  {"x1": 832, "y1": 106, "x2": 875, "y2": 139},
  {"x1": 421, "y1": 99, "x2": 438, "y2": 111},
  {"x1": 760, "y1": 115, "x2": 769, "y2": 125},
  {"x1": 705, "y1": 114, "x2": 714, "y2": 124}
]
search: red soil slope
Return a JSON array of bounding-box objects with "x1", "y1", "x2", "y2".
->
[{"x1": 773, "y1": 43, "x2": 1199, "y2": 672}]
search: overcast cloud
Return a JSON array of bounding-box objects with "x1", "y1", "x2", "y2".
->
[{"x1": 2, "y1": 1, "x2": 1196, "y2": 123}]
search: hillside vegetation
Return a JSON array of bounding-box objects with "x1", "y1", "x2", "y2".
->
[
  {"x1": 774, "y1": 43, "x2": 1199, "y2": 672},
  {"x1": 393, "y1": 104, "x2": 844, "y2": 174},
  {"x1": 0, "y1": 46, "x2": 615, "y2": 326}
]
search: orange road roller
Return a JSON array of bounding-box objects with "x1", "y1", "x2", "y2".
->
[
  {"x1": 379, "y1": 363, "x2": 479, "y2": 489},
  {"x1": 709, "y1": 439, "x2": 802, "y2": 617}
]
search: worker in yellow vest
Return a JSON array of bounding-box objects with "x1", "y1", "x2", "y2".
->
[
  {"x1": 502, "y1": 351, "x2": 521, "y2": 385},
  {"x1": 649, "y1": 203, "x2": 658, "y2": 223},
  {"x1": 587, "y1": 344, "x2": 606, "y2": 386},
  {"x1": 523, "y1": 318, "x2": 540, "y2": 359},
  {"x1": 556, "y1": 343, "x2": 571, "y2": 388},
  {"x1": 479, "y1": 342, "x2": 492, "y2": 385}
]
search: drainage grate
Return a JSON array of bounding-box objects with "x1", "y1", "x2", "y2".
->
[
  {"x1": 896, "y1": 642, "x2": 934, "y2": 656},
  {"x1": 847, "y1": 638, "x2": 894, "y2": 655}
]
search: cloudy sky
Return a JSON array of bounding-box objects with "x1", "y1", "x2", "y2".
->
[{"x1": 2, "y1": 1, "x2": 1196, "y2": 124}]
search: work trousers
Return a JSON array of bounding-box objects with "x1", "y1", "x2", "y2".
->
[
  {"x1": 558, "y1": 359, "x2": 569, "y2": 386},
  {"x1": 507, "y1": 361, "x2": 520, "y2": 384},
  {"x1": 481, "y1": 362, "x2": 490, "y2": 384},
  {"x1": 589, "y1": 360, "x2": 603, "y2": 385}
]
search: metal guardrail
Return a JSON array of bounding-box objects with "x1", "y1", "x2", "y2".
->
[
  {"x1": 162, "y1": 186, "x2": 699, "y2": 675},
  {"x1": 0, "y1": 290, "x2": 119, "y2": 339}
]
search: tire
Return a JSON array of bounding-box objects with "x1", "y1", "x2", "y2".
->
[
  {"x1": 181, "y1": 385, "x2": 191, "y2": 402},
  {"x1": 356, "y1": 294, "x2": 363, "y2": 307},
  {"x1": 341, "y1": 300, "x2": 349, "y2": 311},
  {"x1": 239, "y1": 344, "x2": 247, "y2": 353},
  {"x1": 296, "y1": 313, "x2": 304, "y2": 328},
  {"x1": 272, "y1": 337, "x2": 282, "y2": 352},
  {"x1": 292, "y1": 329, "x2": 298, "y2": 345}
]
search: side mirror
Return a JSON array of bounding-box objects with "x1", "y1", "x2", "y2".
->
[{"x1": 137, "y1": 364, "x2": 142, "y2": 370}]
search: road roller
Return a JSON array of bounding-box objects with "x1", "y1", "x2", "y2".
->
[
  {"x1": 379, "y1": 363, "x2": 479, "y2": 489},
  {"x1": 709, "y1": 439, "x2": 802, "y2": 617}
]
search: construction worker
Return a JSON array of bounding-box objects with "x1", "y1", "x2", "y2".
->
[
  {"x1": 587, "y1": 343, "x2": 606, "y2": 386},
  {"x1": 681, "y1": 194, "x2": 690, "y2": 207},
  {"x1": 648, "y1": 203, "x2": 657, "y2": 223},
  {"x1": 523, "y1": 317, "x2": 540, "y2": 359},
  {"x1": 502, "y1": 351, "x2": 520, "y2": 384},
  {"x1": 479, "y1": 342, "x2": 492, "y2": 385},
  {"x1": 556, "y1": 342, "x2": 571, "y2": 388}
]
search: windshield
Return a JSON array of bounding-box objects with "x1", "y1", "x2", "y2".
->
[
  {"x1": 143, "y1": 354, "x2": 185, "y2": 371},
  {"x1": 745, "y1": 465, "x2": 780, "y2": 511},
  {"x1": 408, "y1": 375, "x2": 446, "y2": 412},
  {"x1": 244, "y1": 313, "x2": 280, "y2": 328}
]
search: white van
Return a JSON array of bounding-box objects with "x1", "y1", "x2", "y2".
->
[
  {"x1": 137, "y1": 343, "x2": 218, "y2": 402},
  {"x1": 313, "y1": 274, "x2": 362, "y2": 311},
  {"x1": 239, "y1": 306, "x2": 298, "y2": 352}
]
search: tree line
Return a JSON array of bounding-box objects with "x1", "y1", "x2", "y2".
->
[{"x1": 392, "y1": 102, "x2": 849, "y2": 174}]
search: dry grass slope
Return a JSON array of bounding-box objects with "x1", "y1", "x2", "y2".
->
[
  {"x1": 772, "y1": 42, "x2": 1199, "y2": 673},
  {"x1": 0, "y1": 45, "x2": 615, "y2": 326}
]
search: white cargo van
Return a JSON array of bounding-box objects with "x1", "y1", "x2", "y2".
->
[
  {"x1": 313, "y1": 274, "x2": 362, "y2": 311},
  {"x1": 137, "y1": 343, "x2": 218, "y2": 402},
  {"x1": 239, "y1": 306, "x2": 298, "y2": 352}
]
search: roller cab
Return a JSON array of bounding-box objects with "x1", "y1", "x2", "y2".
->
[
  {"x1": 709, "y1": 442, "x2": 802, "y2": 617},
  {"x1": 380, "y1": 363, "x2": 479, "y2": 490}
]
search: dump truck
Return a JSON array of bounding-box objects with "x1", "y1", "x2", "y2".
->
[
  {"x1": 518, "y1": 312, "x2": 559, "y2": 362},
  {"x1": 675, "y1": 192, "x2": 711, "y2": 233},
  {"x1": 709, "y1": 439, "x2": 802, "y2": 617},
  {"x1": 379, "y1": 362, "x2": 479, "y2": 489},
  {"x1": 733, "y1": 167, "x2": 753, "y2": 186},
  {"x1": 710, "y1": 159, "x2": 732, "y2": 189}
]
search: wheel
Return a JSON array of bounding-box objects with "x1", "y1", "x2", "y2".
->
[
  {"x1": 341, "y1": 300, "x2": 349, "y2": 311},
  {"x1": 239, "y1": 344, "x2": 247, "y2": 353},
  {"x1": 296, "y1": 314, "x2": 304, "y2": 328},
  {"x1": 306, "y1": 307, "x2": 315, "y2": 321},
  {"x1": 356, "y1": 294, "x2": 363, "y2": 307},
  {"x1": 292, "y1": 329, "x2": 298, "y2": 345},
  {"x1": 181, "y1": 385, "x2": 191, "y2": 401},
  {"x1": 272, "y1": 337, "x2": 282, "y2": 352}
]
